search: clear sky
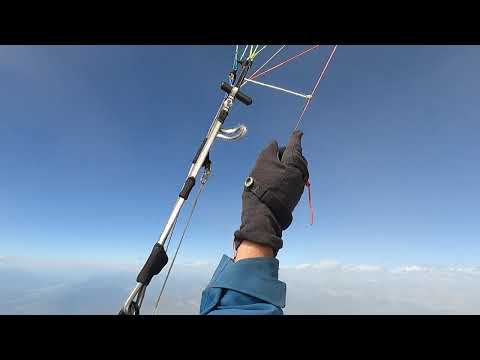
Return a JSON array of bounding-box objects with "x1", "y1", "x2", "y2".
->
[{"x1": 1, "y1": 45, "x2": 480, "y2": 272}]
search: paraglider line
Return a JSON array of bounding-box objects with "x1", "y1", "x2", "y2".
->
[
  {"x1": 250, "y1": 45, "x2": 320, "y2": 81},
  {"x1": 294, "y1": 45, "x2": 338, "y2": 130}
]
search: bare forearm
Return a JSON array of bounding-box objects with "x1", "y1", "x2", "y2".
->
[{"x1": 235, "y1": 240, "x2": 274, "y2": 261}]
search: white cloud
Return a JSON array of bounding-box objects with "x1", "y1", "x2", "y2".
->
[
  {"x1": 313, "y1": 260, "x2": 341, "y2": 270},
  {"x1": 389, "y1": 265, "x2": 480, "y2": 276},
  {"x1": 291, "y1": 260, "x2": 340, "y2": 271},
  {"x1": 345, "y1": 265, "x2": 383, "y2": 272},
  {"x1": 0, "y1": 255, "x2": 141, "y2": 273},
  {"x1": 2, "y1": 255, "x2": 480, "y2": 314},
  {"x1": 294, "y1": 263, "x2": 314, "y2": 270},
  {"x1": 391, "y1": 265, "x2": 429, "y2": 273},
  {"x1": 289, "y1": 260, "x2": 381, "y2": 273}
]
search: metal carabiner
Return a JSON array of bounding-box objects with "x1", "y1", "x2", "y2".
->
[{"x1": 120, "y1": 283, "x2": 145, "y2": 315}]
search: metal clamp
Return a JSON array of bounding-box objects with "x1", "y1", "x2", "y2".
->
[{"x1": 201, "y1": 163, "x2": 212, "y2": 185}]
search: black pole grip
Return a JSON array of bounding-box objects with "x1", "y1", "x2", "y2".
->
[
  {"x1": 179, "y1": 176, "x2": 195, "y2": 200},
  {"x1": 220, "y1": 82, "x2": 252, "y2": 106},
  {"x1": 136, "y1": 243, "x2": 169, "y2": 286}
]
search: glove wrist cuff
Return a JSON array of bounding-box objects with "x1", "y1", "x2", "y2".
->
[{"x1": 234, "y1": 197, "x2": 283, "y2": 255}]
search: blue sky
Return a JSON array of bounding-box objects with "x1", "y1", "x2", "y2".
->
[{"x1": 1, "y1": 45, "x2": 480, "y2": 273}]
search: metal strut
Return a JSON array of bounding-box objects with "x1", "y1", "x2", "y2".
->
[
  {"x1": 119, "y1": 60, "x2": 254, "y2": 316},
  {"x1": 153, "y1": 161, "x2": 212, "y2": 314}
]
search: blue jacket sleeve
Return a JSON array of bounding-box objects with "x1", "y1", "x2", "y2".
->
[{"x1": 199, "y1": 255, "x2": 286, "y2": 315}]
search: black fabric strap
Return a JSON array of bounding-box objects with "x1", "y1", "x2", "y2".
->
[{"x1": 246, "y1": 180, "x2": 292, "y2": 230}]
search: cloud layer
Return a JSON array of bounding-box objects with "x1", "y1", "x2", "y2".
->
[
  {"x1": 1, "y1": 256, "x2": 480, "y2": 314},
  {"x1": 280, "y1": 261, "x2": 480, "y2": 314}
]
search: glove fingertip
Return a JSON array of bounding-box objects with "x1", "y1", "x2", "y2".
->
[
  {"x1": 288, "y1": 131, "x2": 304, "y2": 151},
  {"x1": 292, "y1": 130, "x2": 304, "y2": 141},
  {"x1": 262, "y1": 140, "x2": 279, "y2": 157}
]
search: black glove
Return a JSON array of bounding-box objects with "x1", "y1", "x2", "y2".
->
[{"x1": 234, "y1": 130, "x2": 309, "y2": 255}]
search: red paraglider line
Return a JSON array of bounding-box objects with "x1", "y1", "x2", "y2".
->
[
  {"x1": 249, "y1": 45, "x2": 320, "y2": 81},
  {"x1": 295, "y1": 45, "x2": 338, "y2": 130},
  {"x1": 306, "y1": 179, "x2": 314, "y2": 225}
]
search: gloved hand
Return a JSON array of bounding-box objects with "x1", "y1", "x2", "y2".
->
[{"x1": 234, "y1": 130, "x2": 309, "y2": 256}]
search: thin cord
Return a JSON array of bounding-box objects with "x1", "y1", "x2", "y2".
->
[
  {"x1": 294, "y1": 45, "x2": 338, "y2": 130},
  {"x1": 244, "y1": 78, "x2": 311, "y2": 99},
  {"x1": 164, "y1": 217, "x2": 178, "y2": 252},
  {"x1": 153, "y1": 178, "x2": 208, "y2": 314},
  {"x1": 249, "y1": 45, "x2": 286, "y2": 80},
  {"x1": 240, "y1": 45, "x2": 249, "y2": 61},
  {"x1": 248, "y1": 45, "x2": 254, "y2": 59},
  {"x1": 233, "y1": 45, "x2": 239, "y2": 70},
  {"x1": 254, "y1": 45, "x2": 268, "y2": 58},
  {"x1": 251, "y1": 45, "x2": 320, "y2": 81}
]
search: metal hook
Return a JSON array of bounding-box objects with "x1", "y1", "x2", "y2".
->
[
  {"x1": 216, "y1": 124, "x2": 247, "y2": 141},
  {"x1": 121, "y1": 283, "x2": 144, "y2": 315}
]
